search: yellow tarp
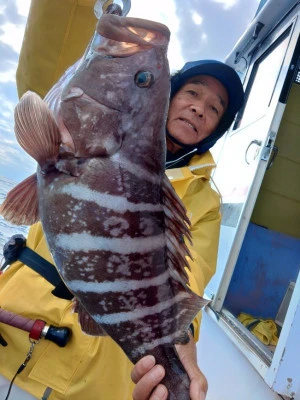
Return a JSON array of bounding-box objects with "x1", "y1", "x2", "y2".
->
[
  {"x1": 238, "y1": 312, "x2": 279, "y2": 346},
  {"x1": 16, "y1": 0, "x2": 96, "y2": 98}
]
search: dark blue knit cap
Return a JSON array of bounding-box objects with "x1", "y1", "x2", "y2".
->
[{"x1": 169, "y1": 59, "x2": 244, "y2": 155}]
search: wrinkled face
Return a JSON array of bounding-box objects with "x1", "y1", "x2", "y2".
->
[{"x1": 167, "y1": 75, "x2": 228, "y2": 152}]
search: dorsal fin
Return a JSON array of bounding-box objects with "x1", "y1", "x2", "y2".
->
[
  {"x1": 162, "y1": 174, "x2": 211, "y2": 340},
  {"x1": 0, "y1": 174, "x2": 39, "y2": 225},
  {"x1": 162, "y1": 174, "x2": 192, "y2": 286}
]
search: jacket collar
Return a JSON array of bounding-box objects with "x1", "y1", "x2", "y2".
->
[
  {"x1": 188, "y1": 151, "x2": 216, "y2": 170},
  {"x1": 188, "y1": 151, "x2": 216, "y2": 179},
  {"x1": 166, "y1": 151, "x2": 216, "y2": 182}
]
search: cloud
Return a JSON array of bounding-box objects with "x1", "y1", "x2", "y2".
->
[
  {"x1": 15, "y1": 0, "x2": 31, "y2": 17},
  {"x1": 173, "y1": 0, "x2": 260, "y2": 63},
  {"x1": 0, "y1": 46, "x2": 18, "y2": 83},
  {"x1": 0, "y1": 0, "x2": 33, "y2": 181},
  {"x1": 0, "y1": 0, "x2": 26, "y2": 25},
  {"x1": 0, "y1": 83, "x2": 38, "y2": 181},
  {"x1": 0, "y1": 112, "x2": 36, "y2": 181},
  {"x1": 0, "y1": 81, "x2": 17, "y2": 121},
  {"x1": 0, "y1": 21, "x2": 27, "y2": 53},
  {"x1": 192, "y1": 12, "x2": 203, "y2": 25},
  {"x1": 211, "y1": 0, "x2": 239, "y2": 10},
  {"x1": 129, "y1": 0, "x2": 184, "y2": 71},
  {"x1": 0, "y1": 82, "x2": 20, "y2": 160},
  {"x1": 0, "y1": 1, "x2": 29, "y2": 79},
  {"x1": 0, "y1": 144, "x2": 36, "y2": 181},
  {"x1": 0, "y1": 40, "x2": 18, "y2": 62}
]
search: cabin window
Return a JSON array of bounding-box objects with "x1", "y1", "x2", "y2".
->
[
  {"x1": 296, "y1": 66, "x2": 300, "y2": 83},
  {"x1": 235, "y1": 33, "x2": 290, "y2": 129}
]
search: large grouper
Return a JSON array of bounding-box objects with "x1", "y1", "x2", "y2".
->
[{"x1": 1, "y1": 11, "x2": 208, "y2": 399}]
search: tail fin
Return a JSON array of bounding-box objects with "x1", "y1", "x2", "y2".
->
[{"x1": 151, "y1": 345, "x2": 191, "y2": 400}]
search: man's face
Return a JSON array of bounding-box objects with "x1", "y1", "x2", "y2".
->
[{"x1": 167, "y1": 75, "x2": 228, "y2": 153}]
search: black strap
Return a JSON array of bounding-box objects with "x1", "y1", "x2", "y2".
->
[
  {"x1": 2, "y1": 235, "x2": 73, "y2": 300},
  {"x1": 246, "y1": 319, "x2": 262, "y2": 332}
]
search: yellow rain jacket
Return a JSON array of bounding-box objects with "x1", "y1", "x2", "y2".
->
[
  {"x1": 0, "y1": 1, "x2": 221, "y2": 398},
  {"x1": 0, "y1": 152, "x2": 221, "y2": 400}
]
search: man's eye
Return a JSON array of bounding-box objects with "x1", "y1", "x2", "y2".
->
[
  {"x1": 211, "y1": 105, "x2": 219, "y2": 115},
  {"x1": 187, "y1": 90, "x2": 197, "y2": 96}
]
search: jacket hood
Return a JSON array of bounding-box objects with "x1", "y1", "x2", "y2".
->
[{"x1": 168, "y1": 59, "x2": 244, "y2": 157}]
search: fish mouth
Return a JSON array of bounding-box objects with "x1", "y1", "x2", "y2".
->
[
  {"x1": 179, "y1": 118, "x2": 198, "y2": 133},
  {"x1": 63, "y1": 87, "x2": 122, "y2": 113},
  {"x1": 87, "y1": 94, "x2": 122, "y2": 113},
  {"x1": 97, "y1": 13, "x2": 170, "y2": 51}
]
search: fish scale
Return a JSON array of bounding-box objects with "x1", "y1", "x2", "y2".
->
[{"x1": 0, "y1": 12, "x2": 209, "y2": 399}]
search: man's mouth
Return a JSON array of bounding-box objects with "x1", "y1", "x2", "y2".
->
[{"x1": 180, "y1": 118, "x2": 197, "y2": 133}]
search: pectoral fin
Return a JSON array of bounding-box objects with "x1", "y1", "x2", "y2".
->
[
  {"x1": 74, "y1": 299, "x2": 108, "y2": 336},
  {"x1": 14, "y1": 91, "x2": 61, "y2": 171}
]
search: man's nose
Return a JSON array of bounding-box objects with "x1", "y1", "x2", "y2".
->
[{"x1": 190, "y1": 102, "x2": 204, "y2": 118}]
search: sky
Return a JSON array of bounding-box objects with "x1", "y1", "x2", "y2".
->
[{"x1": 0, "y1": 0, "x2": 261, "y2": 183}]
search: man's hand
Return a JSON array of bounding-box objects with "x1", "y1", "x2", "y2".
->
[
  {"x1": 131, "y1": 355, "x2": 168, "y2": 400},
  {"x1": 131, "y1": 333, "x2": 207, "y2": 400},
  {"x1": 176, "y1": 333, "x2": 208, "y2": 400}
]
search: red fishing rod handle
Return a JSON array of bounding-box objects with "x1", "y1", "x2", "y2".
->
[
  {"x1": 0, "y1": 308, "x2": 35, "y2": 332},
  {"x1": 0, "y1": 308, "x2": 71, "y2": 347}
]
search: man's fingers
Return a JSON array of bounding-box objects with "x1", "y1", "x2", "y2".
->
[
  {"x1": 132, "y1": 360, "x2": 167, "y2": 400},
  {"x1": 133, "y1": 381, "x2": 168, "y2": 400},
  {"x1": 176, "y1": 335, "x2": 208, "y2": 399},
  {"x1": 131, "y1": 355, "x2": 156, "y2": 383},
  {"x1": 148, "y1": 384, "x2": 168, "y2": 400}
]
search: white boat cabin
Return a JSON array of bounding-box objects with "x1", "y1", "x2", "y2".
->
[{"x1": 199, "y1": 0, "x2": 300, "y2": 398}]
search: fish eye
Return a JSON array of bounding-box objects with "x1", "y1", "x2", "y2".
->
[{"x1": 134, "y1": 71, "x2": 154, "y2": 88}]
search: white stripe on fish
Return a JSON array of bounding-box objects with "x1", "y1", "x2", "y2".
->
[
  {"x1": 132, "y1": 331, "x2": 182, "y2": 358},
  {"x1": 111, "y1": 153, "x2": 162, "y2": 184},
  {"x1": 56, "y1": 232, "x2": 165, "y2": 253},
  {"x1": 59, "y1": 183, "x2": 163, "y2": 213},
  {"x1": 92, "y1": 292, "x2": 189, "y2": 325},
  {"x1": 67, "y1": 270, "x2": 170, "y2": 293}
]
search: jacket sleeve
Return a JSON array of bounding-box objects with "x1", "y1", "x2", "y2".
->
[
  {"x1": 181, "y1": 178, "x2": 221, "y2": 340},
  {"x1": 0, "y1": 222, "x2": 136, "y2": 400},
  {"x1": 16, "y1": 0, "x2": 96, "y2": 98}
]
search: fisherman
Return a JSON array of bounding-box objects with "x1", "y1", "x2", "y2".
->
[
  {"x1": 0, "y1": 59, "x2": 244, "y2": 400},
  {"x1": 131, "y1": 60, "x2": 244, "y2": 400}
]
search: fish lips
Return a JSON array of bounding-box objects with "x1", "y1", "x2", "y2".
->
[
  {"x1": 96, "y1": 13, "x2": 170, "y2": 54},
  {"x1": 62, "y1": 87, "x2": 122, "y2": 113}
]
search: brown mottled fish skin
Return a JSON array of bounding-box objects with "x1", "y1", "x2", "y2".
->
[{"x1": 1, "y1": 13, "x2": 208, "y2": 399}]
